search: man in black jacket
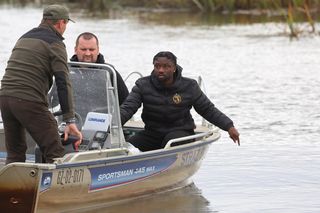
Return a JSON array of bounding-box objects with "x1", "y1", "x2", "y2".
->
[
  {"x1": 0, "y1": 5, "x2": 82, "y2": 163},
  {"x1": 70, "y1": 32, "x2": 129, "y2": 105},
  {"x1": 121, "y1": 51, "x2": 240, "y2": 151}
]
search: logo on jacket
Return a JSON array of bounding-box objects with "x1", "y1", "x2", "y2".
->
[{"x1": 172, "y1": 93, "x2": 182, "y2": 104}]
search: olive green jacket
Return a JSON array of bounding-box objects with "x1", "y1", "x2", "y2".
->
[{"x1": 0, "y1": 23, "x2": 74, "y2": 121}]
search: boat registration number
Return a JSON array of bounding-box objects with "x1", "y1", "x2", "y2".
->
[{"x1": 56, "y1": 168, "x2": 84, "y2": 185}]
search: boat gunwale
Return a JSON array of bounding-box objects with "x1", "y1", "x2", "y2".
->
[
  {"x1": 55, "y1": 133, "x2": 219, "y2": 169},
  {"x1": 0, "y1": 129, "x2": 219, "y2": 172}
]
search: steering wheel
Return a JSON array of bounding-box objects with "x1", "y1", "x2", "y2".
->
[{"x1": 53, "y1": 111, "x2": 83, "y2": 132}]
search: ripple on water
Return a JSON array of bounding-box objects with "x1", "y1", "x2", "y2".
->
[{"x1": 1, "y1": 7, "x2": 320, "y2": 213}]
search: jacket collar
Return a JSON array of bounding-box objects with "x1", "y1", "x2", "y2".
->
[
  {"x1": 69, "y1": 53, "x2": 105, "y2": 63},
  {"x1": 39, "y1": 23, "x2": 64, "y2": 40}
]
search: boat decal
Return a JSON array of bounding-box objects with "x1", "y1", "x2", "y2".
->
[
  {"x1": 40, "y1": 172, "x2": 52, "y2": 192},
  {"x1": 181, "y1": 146, "x2": 206, "y2": 166},
  {"x1": 88, "y1": 154, "x2": 177, "y2": 191}
]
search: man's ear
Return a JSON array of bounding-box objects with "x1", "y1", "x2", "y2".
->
[{"x1": 53, "y1": 20, "x2": 64, "y2": 33}]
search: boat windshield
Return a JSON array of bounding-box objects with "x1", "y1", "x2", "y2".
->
[{"x1": 48, "y1": 62, "x2": 124, "y2": 149}]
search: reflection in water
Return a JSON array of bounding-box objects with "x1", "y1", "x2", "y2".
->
[{"x1": 69, "y1": 184, "x2": 216, "y2": 213}]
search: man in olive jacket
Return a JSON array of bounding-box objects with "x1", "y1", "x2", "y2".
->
[
  {"x1": 0, "y1": 5, "x2": 82, "y2": 163},
  {"x1": 121, "y1": 51, "x2": 240, "y2": 151}
]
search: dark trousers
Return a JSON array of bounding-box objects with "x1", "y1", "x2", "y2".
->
[
  {"x1": 128, "y1": 129, "x2": 195, "y2": 152},
  {"x1": 0, "y1": 96, "x2": 64, "y2": 164}
]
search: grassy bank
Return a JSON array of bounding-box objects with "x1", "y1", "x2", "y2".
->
[
  {"x1": 83, "y1": 0, "x2": 319, "y2": 37},
  {"x1": 1, "y1": 0, "x2": 320, "y2": 12}
]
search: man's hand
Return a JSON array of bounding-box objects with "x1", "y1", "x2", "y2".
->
[
  {"x1": 64, "y1": 123, "x2": 82, "y2": 150},
  {"x1": 228, "y1": 127, "x2": 240, "y2": 146}
]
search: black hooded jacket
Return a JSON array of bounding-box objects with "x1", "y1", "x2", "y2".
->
[
  {"x1": 120, "y1": 65, "x2": 234, "y2": 134},
  {"x1": 70, "y1": 54, "x2": 129, "y2": 105}
]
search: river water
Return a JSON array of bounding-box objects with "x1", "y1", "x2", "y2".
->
[{"x1": 1, "y1": 5, "x2": 320, "y2": 213}]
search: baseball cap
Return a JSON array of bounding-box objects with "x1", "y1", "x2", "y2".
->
[{"x1": 43, "y1": 4, "x2": 75, "y2": 23}]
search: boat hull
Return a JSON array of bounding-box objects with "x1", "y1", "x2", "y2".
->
[
  {"x1": 0, "y1": 136, "x2": 217, "y2": 213},
  {"x1": 0, "y1": 62, "x2": 221, "y2": 212}
]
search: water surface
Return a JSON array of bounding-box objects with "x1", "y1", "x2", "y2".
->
[{"x1": 0, "y1": 6, "x2": 320, "y2": 213}]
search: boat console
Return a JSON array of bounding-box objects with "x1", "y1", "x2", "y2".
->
[
  {"x1": 35, "y1": 62, "x2": 127, "y2": 162},
  {"x1": 73, "y1": 112, "x2": 112, "y2": 151}
]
